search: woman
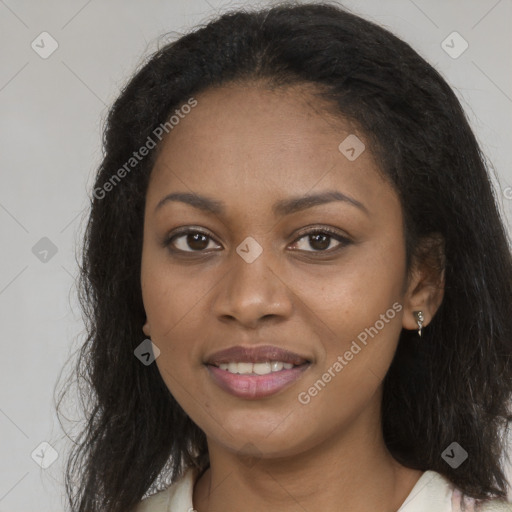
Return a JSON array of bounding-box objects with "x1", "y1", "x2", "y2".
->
[{"x1": 59, "y1": 2, "x2": 512, "y2": 511}]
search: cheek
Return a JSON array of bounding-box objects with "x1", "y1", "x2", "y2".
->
[
  {"x1": 141, "y1": 252, "x2": 214, "y2": 337},
  {"x1": 292, "y1": 240, "x2": 406, "y2": 391},
  {"x1": 293, "y1": 240, "x2": 405, "y2": 339},
  {"x1": 294, "y1": 268, "x2": 404, "y2": 434},
  {"x1": 140, "y1": 255, "x2": 219, "y2": 393}
]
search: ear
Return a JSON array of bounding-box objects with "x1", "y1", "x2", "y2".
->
[
  {"x1": 143, "y1": 319, "x2": 151, "y2": 337},
  {"x1": 402, "y1": 233, "x2": 445, "y2": 332}
]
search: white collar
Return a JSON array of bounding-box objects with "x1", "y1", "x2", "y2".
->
[{"x1": 137, "y1": 466, "x2": 508, "y2": 512}]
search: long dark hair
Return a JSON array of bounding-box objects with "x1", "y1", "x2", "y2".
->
[{"x1": 56, "y1": 2, "x2": 512, "y2": 511}]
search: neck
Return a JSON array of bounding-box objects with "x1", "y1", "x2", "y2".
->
[{"x1": 192, "y1": 401, "x2": 423, "y2": 512}]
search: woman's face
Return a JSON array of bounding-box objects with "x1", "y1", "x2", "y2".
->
[{"x1": 141, "y1": 83, "x2": 423, "y2": 459}]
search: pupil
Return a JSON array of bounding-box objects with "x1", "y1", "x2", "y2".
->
[
  {"x1": 188, "y1": 233, "x2": 208, "y2": 250},
  {"x1": 311, "y1": 233, "x2": 329, "y2": 250}
]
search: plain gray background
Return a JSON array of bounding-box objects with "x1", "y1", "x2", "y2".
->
[{"x1": 1, "y1": 0, "x2": 511, "y2": 510}]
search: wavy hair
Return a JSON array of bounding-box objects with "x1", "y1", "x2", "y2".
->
[{"x1": 56, "y1": 2, "x2": 512, "y2": 511}]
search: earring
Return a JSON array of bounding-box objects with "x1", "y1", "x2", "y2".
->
[{"x1": 413, "y1": 311, "x2": 424, "y2": 337}]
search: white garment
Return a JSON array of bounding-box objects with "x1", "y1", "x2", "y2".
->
[{"x1": 135, "y1": 467, "x2": 512, "y2": 512}]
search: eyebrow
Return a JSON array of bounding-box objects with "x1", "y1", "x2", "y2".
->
[{"x1": 154, "y1": 190, "x2": 369, "y2": 217}]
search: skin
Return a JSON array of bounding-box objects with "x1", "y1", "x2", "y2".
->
[{"x1": 140, "y1": 83, "x2": 445, "y2": 512}]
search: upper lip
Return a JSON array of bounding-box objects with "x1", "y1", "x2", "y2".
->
[{"x1": 204, "y1": 345, "x2": 311, "y2": 366}]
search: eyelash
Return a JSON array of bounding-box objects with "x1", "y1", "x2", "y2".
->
[{"x1": 163, "y1": 226, "x2": 352, "y2": 255}]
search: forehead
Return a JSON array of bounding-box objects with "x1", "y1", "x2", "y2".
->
[
  {"x1": 154, "y1": 83, "x2": 356, "y2": 161},
  {"x1": 146, "y1": 83, "x2": 393, "y2": 216}
]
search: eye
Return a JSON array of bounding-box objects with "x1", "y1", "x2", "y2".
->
[
  {"x1": 290, "y1": 227, "x2": 351, "y2": 253},
  {"x1": 163, "y1": 226, "x2": 351, "y2": 255},
  {"x1": 164, "y1": 229, "x2": 221, "y2": 253}
]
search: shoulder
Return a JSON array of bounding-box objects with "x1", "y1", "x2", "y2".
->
[
  {"x1": 475, "y1": 498, "x2": 512, "y2": 511},
  {"x1": 401, "y1": 470, "x2": 512, "y2": 512},
  {"x1": 134, "y1": 488, "x2": 170, "y2": 512},
  {"x1": 451, "y1": 484, "x2": 512, "y2": 512},
  {"x1": 133, "y1": 467, "x2": 198, "y2": 512}
]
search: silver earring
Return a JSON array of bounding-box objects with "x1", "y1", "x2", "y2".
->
[{"x1": 413, "y1": 311, "x2": 424, "y2": 337}]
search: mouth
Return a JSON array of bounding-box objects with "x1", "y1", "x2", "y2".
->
[
  {"x1": 203, "y1": 345, "x2": 312, "y2": 399},
  {"x1": 204, "y1": 344, "x2": 311, "y2": 367},
  {"x1": 206, "y1": 360, "x2": 310, "y2": 375}
]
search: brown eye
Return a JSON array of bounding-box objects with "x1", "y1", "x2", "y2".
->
[
  {"x1": 290, "y1": 228, "x2": 351, "y2": 253},
  {"x1": 165, "y1": 229, "x2": 221, "y2": 253}
]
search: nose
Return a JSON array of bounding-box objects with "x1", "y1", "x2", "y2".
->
[{"x1": 212, "y1": 247, "x2": 293, "y2": 329}]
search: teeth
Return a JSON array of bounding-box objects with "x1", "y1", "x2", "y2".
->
[
  {"x1": 253, "y1": 362, "x2": 272, "y2": 375},
  {"x1": 217, "y1": 361, "x2": 296, "y2": 374},
  {"x1": 271, "y1": 361, "x2": 284, "y2": 372}
]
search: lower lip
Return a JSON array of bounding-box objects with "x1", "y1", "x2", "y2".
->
[{"x1": 206, "y1": 363, "x2": 311, "y2": 400}]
